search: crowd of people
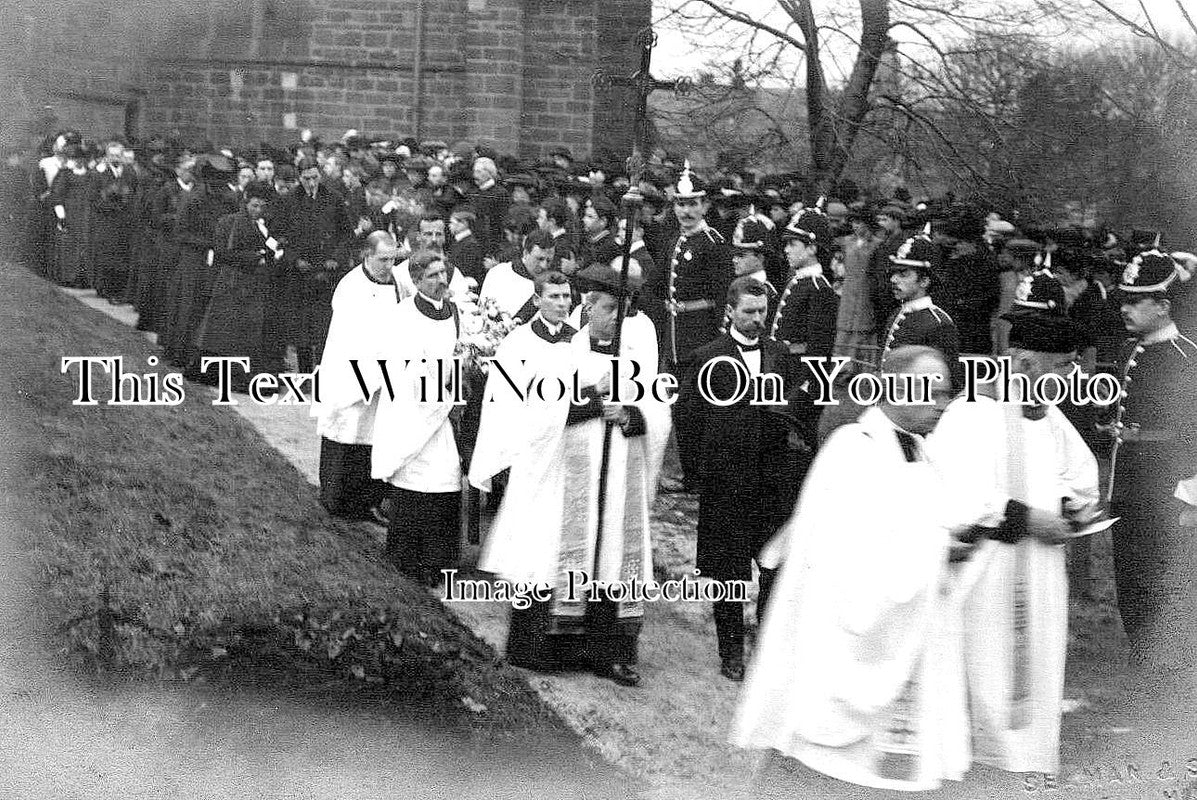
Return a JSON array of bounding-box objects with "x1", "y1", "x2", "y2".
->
[{"x1": 6, "y1": 125, "x2": 1197, "y2": 793}]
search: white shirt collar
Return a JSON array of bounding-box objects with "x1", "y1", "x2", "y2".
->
[
  {"x1": 793, "y1": 263, "x2": 823, "y2": 280},
  {"x1": 478, "y1": 178, "x2": 496, "y2": 191},
  {"x1": 729, "y1": 327, "x2": 759, "y2": 347},
  {"x1": 454, "y1": 229, "x2": 471, "y2": 242},
  {"x1": 865, "y1": 406, "x2": 925, "y2": 445},
  {"x1": 417, "y1": 291, "x2": 444, "y2": 310},
  {"x1": 535, "y1": 313, "x2": 562, "y2": 336},
  {"x1": 1140, "y1": 321, "x2": 1179, "y2": 346},
  {"x1": 178, "y1": 178, "x2": 193, "y2": 190},
  {"x1": 900, "y1": 295, "x2": 934, "y2": 314}
]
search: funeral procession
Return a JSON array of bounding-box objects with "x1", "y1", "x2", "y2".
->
[{"x1": 2, "y1": 0, "x2": 1197, "y2": 797}]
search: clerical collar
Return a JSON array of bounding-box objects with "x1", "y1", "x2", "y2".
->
[
  {"x1": 361, "y1": 264, "x2": 395, "y2": 285},
  {"x1": 478, "y1": 178, "x2": 496, "y2": 191},
  {"x1": 792, "y1": 263, "x2": 823, "y2": 281},
  {"x1": 729, "y1": 328, "x2": 760, "y2": 350},
  {"x1": 900, "y1": 295, "x2": 934, "y2": 314},
  {"x1": 532, "y1": 315, "x2": 575, "y2": 344},
  {"x1": 893, "y1": 428, "x2": 921, "y2": 462},
  {"x1": 415, "y1": 292, "x2": 450, "y2": 320},
  {"x1": 1139, "y1": 321, "x2": 1179, "y2": 346},
  {"x1": 454, "y1": 230, "x2": 472, "y2": 242}
]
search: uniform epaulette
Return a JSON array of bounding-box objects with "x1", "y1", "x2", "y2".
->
[
  {"x1": 928, "y1": 304, "x2": 955, "y2": 325},
  {"x1": 1171, "y1": 332, "x2": 1197, "y2": 358}
]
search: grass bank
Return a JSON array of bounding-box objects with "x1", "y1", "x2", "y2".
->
[{"x1": 0, "y1": 260, "x2": 636, "y2": 796}]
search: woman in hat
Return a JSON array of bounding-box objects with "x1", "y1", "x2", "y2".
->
[
  {"x1": 47, "y1": 141, "x2": 91, "y2": 287},
  {"x1": 161, "y1": 154, "x2": 241, "y2": 371}
]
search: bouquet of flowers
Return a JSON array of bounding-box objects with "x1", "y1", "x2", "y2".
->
[
  {"x1": 450, "y1": 286, "x2": 518, "y2": 468},
  {"x1": 454, "y1": 289, "x2": 518, "y2": 389}
]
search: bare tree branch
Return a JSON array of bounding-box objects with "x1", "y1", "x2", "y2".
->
[{"x1": 689, "y1": 0, "x2": 807, "y2": 52}]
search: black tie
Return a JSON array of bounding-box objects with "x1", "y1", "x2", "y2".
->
[{"x1": 894, "y1": 430, "x2": 920, "y2": 463}]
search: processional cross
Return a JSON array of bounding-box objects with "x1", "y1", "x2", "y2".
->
[
  {"x1": 588, "y1": 30, "x2": 691, "y2": 568},
  {"x1": 592, "y1": 27, "x2": 693, "y2": 191}
]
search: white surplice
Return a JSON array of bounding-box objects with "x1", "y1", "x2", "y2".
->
[
  {"x1": 370, "y1": 295, "x2": 462, "y2": 492},
  {"x1": 477, "y1": 261, "x2": 533, "y2": 318},
  {"x1": 311, "y1": 265, "x2": 401, "y2": 444},
  {"x1": 731, "y1": 407, "x2": 970, "y2": 792},
  {"x1": 929, "y1": 396, "x2": 1099, "y2": 775},
  {"x1": 474, "y1": 313, "x2": 669, "y2": 586}
]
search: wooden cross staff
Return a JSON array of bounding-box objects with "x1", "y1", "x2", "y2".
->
[{"x1": 589, "y1": 28, "x2": 691, "y2": 574}]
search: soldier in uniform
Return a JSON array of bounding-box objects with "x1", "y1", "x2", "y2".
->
[
  {"x1": 769, "y1": 214, "x2": 839, "y2": 435},
  {"x1": 645, "y1": 162, "x2": 733, "y2": 491},
  {"x1": 726, "y1": 214, "x2": 777, "y2": 331},
  {"x1": 771, "y1": 213, "x2": 838, "y2": 367},
  {"x1": 1105, "y1": 248, "x2": 1197, "y2": 676},
  {"x1": 881, "y1": 230, "x2": 962, "y2": 388}
]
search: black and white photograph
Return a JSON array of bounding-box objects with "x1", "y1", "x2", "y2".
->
[{"x1": 1, "y1": 0, "x2": 1196, "y2": 797}]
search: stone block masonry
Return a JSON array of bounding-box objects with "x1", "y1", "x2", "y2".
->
[{"x1": 1, "y1": 0, "x2": 650, "y2": 160}]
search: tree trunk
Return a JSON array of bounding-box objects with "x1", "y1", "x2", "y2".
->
[{"x1": 803, "y1": 0, "x2": 891, "y2": 192}]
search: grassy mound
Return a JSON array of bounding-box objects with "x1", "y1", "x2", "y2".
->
[{"x1": 0, "y1": 260, "x2": 634, "y2": 784}]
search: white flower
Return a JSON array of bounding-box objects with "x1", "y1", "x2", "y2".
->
[
  {"x1": 1122, "y1": 259, "x2": 1141, "y2": 287},
  {"x1": 1016, "y1": 274, "x2": 1033, "y2": 302}
]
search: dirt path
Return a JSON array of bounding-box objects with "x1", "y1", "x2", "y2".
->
[{"x1": 46, "y1": 287, "x2": 1197, "y2": 800}]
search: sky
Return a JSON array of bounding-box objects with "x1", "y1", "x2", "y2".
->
[{"x1": 648, "y1": 0, "x2": 1197, "y2": 80}]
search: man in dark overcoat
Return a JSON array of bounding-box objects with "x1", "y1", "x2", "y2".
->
[
  {"x1": 274, "y1": 159, "x2": 352, "y2": 373},
  {"x1": 676, "y1": 276, "x2": 813, "y2": 681}
]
